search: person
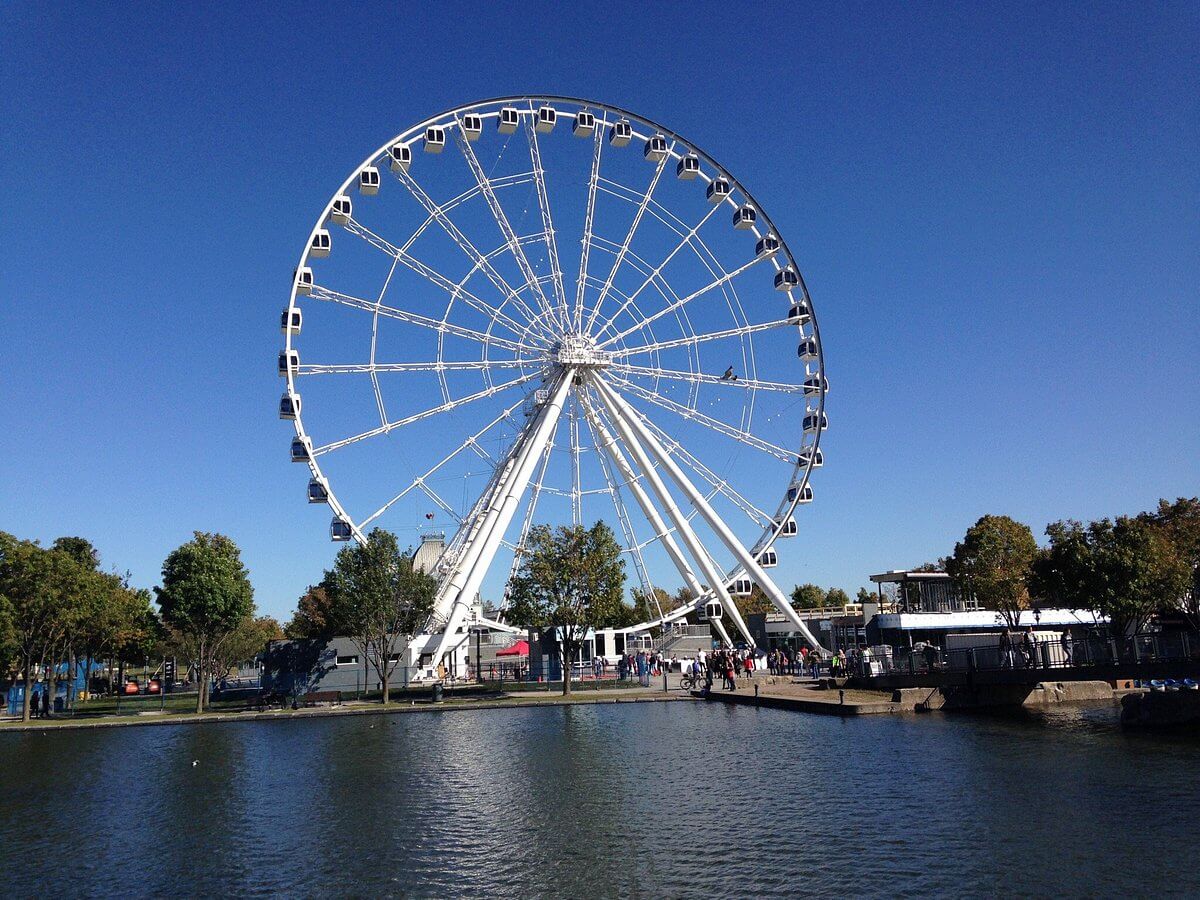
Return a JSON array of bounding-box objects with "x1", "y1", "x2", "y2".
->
[
  {"x1": 1060, "y1": 629, "x2": 1072, "y2": 665},
  {"x1": 41, "y1": 686, "x2": 51, "y2": 718},
  {"x1": 743, "y1": 653, "x2": 754, "y2": 680},
  {"x1": 1023, "y1": 627, "x2": 1039, "y2": 668},
  {"x1": 836, "y1": 648, "x2": 848, "y2": 677},
  {"x1": 810, "y1": 652, "x2": 821, "y2": 679},
  {"x1": 617, "y1": 655, "x2": 627, "y2": 682},
  {"x1": 999, "y1": 628, "x2": 1015, "y2": 669}
]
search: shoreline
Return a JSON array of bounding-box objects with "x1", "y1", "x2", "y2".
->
[{"x1": 0, "y1": 691, "x2": 696, "y2": 734}]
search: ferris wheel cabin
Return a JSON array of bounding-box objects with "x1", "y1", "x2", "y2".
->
[
  {"x1": 573, "y1": 110, "x2": 596, "y2": 137},
  {"x1": 535, "y1": 106, "x2": 557, "y2": 133},
  {"x1": 730, "y1": 579, "x2": 753, "y2": 597},
  {"x1": 424, "y1": 126, "x2": 446, "y2": 153},
  {"x1": 677, "y1": 153, "x2": 700, "y2": 179},
  {"x1": 309, "y1": 230, "x2": 331, "y2": 258},
  {"x1": 707, "y1": 177, "x2": 732, "y2": 203},
  {"x1": 279, "y1": 391, "x2": 300, "y2": 420},
  {"x1": 775, "y1": 516, "x2": 798, "y2": 537},
  {"x1": 733, "y1": 205, "x2": 757, "y2": 229},
  {"x1": 293, "y1": 267, "x2": 313, "y2": 295},
  {"x1": 787, "y1": 485, "x2": 814, "y2": 504},
  {"x1": 757, "y1": 548, "x2": 778, "y2": 567},
  {"x1": 608, "y1": 118, "x2": 632, "y2": 147},
  {"x1": 307, "y1": 477, "x2": 329, "y2": 504},
  {"x1": 497, "y1": 107, "x2": 520, "y2": 134},
  {"x1": 389, "y1": 143, "x2": 412, "y2": 172},
  {"x1": 290, "y1": 437, "x2": 311, "y2": 463},
  {"x1": 644, "y1": 134, "x2": 668, "y2": 162},
  {"x1": 278, "y1": 349, "x2": 299, "y2": 377},
  {"x1": 797, "y1": 338, "x2": 818, "y2": 361},
  {"x1": 330, "y1": 518, "x2": 353, "y2": 542},
  {"x1": 756, "y1": 234, "x2": 780, "y2": 258},
  {"x1": 330, "y1": 195, "x2": 352, "y2": 225},
  {"x1": 358, "y1": 166, "x2": 380, "y2": 195},
  {"x1": 460, "y1": 114, "x2": 483, "y2": 141},
  {"x1": 280, "y1": 307, "x2": 302, "y2": 335}
]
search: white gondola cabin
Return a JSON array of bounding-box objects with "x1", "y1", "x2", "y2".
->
[
  {"x1": 309, "y1": 229, "x2": 331, "y2": 258},
  {"x1": 424, "y1": 126, "x2": 446, "y2": 153},
  {"x1": 294, "y1": 267, "x2": 313, "y2": 295},
  {"x1": 644, "y1": 134, "x2": 668, "y2": 162},
  {"x1": 707, "y1": 177, "x2": 732, "y2": 203},
  {"x1": 756, "y1": 234, "x2": 780, "y2": 258},
  {"x1": 460, "y1": 114, "x2": 483, "y2": 141},
  {"x1": 389, "y1": 143, "x2": 412, "y2": 173},
  {"x1": 704, "y1": 599, "x2": 724, "y2": 620},
  {"x1": 609, "y1": 118, "x2": 632, "y2": 147},
  {"x1": 280, "y1": 307, "x2": 302, "y2": 335},
  {"x1": 730, "y1": 579, "x2": 753, "y2": 597},
  {"x1": 775, "y1": 516, "x2": 798, "y2": 537},
  {"x1": 278, "y1": 349, "x2": 299, "y2": 377},
  {"x1": 803, "y1": 412, "x2": 828, "y2": 434},
  {"x1": 497, "y1": 107, "x2": 520, "y2": 134},
  {"x1": 676, "y1": 153, "x2": 700, "y2": 179},
  {"x1": 774, "y1": 267, "x2": 799, "y2": 291},
  {"x1": 798, "y1": 449, "x2": 824, "y2": 469},
  {"x1": 358, "y1": 166, "x2": 380, "y2": 195},
  {"x1": 279, "y1": 392, "x2": 300, "y2": 420},
  {"x1": 733, "y1": 205, "x2": 756, "y2": 229},
  {"x1": 573, "y1": 110, "x2": 596, "y2": 137},
  {"x1": 290, "y1": 437, "x2": 311, "y2": 463},
  {"x1": 797, "y1": 338, "x2": 818, "y2": 361},
  {"x1": 535, "y1": 106, "x2": 557, "y2": 133},
  {"x1": 330, "y1": 517, "x2": 353, "y2": 542},
  {"x1": 307, "y1": 477, "x2": 329, "y2": 504},
  {"x1": 330, "y1": 194, "x2": 352, "y2": 225},
  {"x1": 757, "y1": 548, "x2": 778, "y2": 568},
  {"x1": 788, "y1": 302, "x2": 811, "y2": 324},
  {"x1": 787, "y1": 485, "x2": 814, "y2": 504},
  {"x1": 803, "y1": 376, "x2": 827, "y2": 397}
]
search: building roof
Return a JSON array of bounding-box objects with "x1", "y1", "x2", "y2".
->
[{"x1": 870, "y1": 570, "x2": 952, "y2": 584}]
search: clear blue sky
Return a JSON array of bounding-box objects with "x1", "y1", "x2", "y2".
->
[{"x1": 1, "y1": 2, "x2": 1196, "y2": 621}]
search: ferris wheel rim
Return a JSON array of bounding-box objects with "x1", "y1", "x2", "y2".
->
[{"x1": 281, "y1": 94, "x2": 828, "y2": 635}]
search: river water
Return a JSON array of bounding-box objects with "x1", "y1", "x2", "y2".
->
[{"x1": 1, "y1": 700, "x2": 1196, "y2": 897}]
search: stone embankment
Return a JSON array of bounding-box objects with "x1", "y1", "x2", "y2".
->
[{"x1": 1120, "y1": 689, "x2": 1200, "y2": 729}]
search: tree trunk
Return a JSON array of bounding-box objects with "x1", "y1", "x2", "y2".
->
[
  {"x1": 195, "y1": 642, "x2": 206, "y2": 713},
  {"x1": 21, "y1": 666, "x2": 33, "y2": 722},
  {"x1": 381, "y1": 667, "x2": 390, "y2": 705},
  {"x1": 46, "y1": 658, "x2": 58, "y2": 719},
  {"x1": 561, "y1": 643, "x2": 572, "y2": 697}
]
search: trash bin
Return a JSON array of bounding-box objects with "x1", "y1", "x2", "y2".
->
[{"x1": 431, "y1": 684, "x2": 444, "y2": 703}]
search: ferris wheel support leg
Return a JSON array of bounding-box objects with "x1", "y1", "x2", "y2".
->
[
  {"x1": 582, "y1": 399, "x2": 704, "y2": 600},
  {"x1": 426, "y1": 369, "x2": 577, "y2": 674},
  {"x1": 594, "y1": 375, "x2": 828, "y2": 654},
  {"x1": 590, "y1": 377, "x2": 754, "y2": 648}
]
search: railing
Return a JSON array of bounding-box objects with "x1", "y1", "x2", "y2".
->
[{"x1": 880, "y1": 632, "x2": 1198, "y2": 677}]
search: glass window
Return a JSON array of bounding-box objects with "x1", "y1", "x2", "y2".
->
[{"x1": 336, "y1": 654, "x2": 358, "y2": 666}]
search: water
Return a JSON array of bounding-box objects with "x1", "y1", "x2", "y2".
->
[{"x1": 1, "y1": 701, "x2": 1196, "y2": 897}]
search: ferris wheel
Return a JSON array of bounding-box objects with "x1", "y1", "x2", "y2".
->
[{"x1": 279, "y1": 96, "x2": 828, "y2": 670}]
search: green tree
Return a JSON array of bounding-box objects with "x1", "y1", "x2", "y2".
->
[
  {"x1": 323, "y1": 529, "x2": 436, "y2": 705},
  {"x1": 211, "y1": 616, "x2": 284, "y2": 682},
  {"x1": 506, "y1": 521, "x2": 626, "y2": 696},
  {"x1": 825, "y1": 587, "x2": 851, "y2": 608},
  {"x1": 947, "y1": 515, "x2": 1038, "y2": 628},
  {"x1": 856, "y1": 587, "x2": 875, "y2": 605},
  {"x1": 791, "y1": 583, "x2": 825, "y2": 610},
  {"x1": 285, "y1": 583, "x2": 335, "y2": 639},
  {"x1": 155, "y1": 532, "x2": 254, "y2": 713},
  {"x1": 0, "y1": 533, "x2": 84, "y2": 721},
  {"x1": 738, "y1": 584, "x2": 775, "y2": 617},
  {"x1": 1143, "y1": 497, "x2": 1200, "y2": 631}
]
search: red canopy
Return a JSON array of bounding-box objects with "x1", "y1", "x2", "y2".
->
[{"x1": 496, "y1": 640, "x2": 529, "y2": 657}]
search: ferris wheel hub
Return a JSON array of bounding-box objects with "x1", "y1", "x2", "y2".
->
[{"x1": 552, "y1": 334, "x2": 612, "y2": 369}]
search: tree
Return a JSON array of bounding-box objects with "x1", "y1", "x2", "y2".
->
[
  {"x1": 323, "y1": 529, "x2": 435, "y2": 705},
  {"x1": 76, "y1": 571, "x2": 154, "y2": 699},
  {"x1": 791, "y1": 583, "x2": 825, "y2": 610},
  {"x1": 155, "y1": 532, "x2": 254, "y2": 713},
  {"x1": 0, "y1": 533, "x2": 84, "y2": 721},
  {"x1": 631, "y1": 586, "x2": 677, "y2": 632},
  {"x1": 1143, "y1": 497, "x2": 1200, "y2": 631},
  {"x1": 738, "y1": 584, "x2": 775, "y2": 617},
  {"x1": 947, "y1": 515, "x2": 1038, "y2": 628},
  {"x1": 210, "y1": 616, "x2": 284, "y2": 682},
  {"x1": 506, "y1": 521, "x2": 626, "y2": 696},
  {"x1": 856, "y1": 587, "x2": 875, "y2": 605},
  {"x1": 825, "y1": 587, "x2": 851, "y2": 608},
  {"x1": 285, "y1": 583, "x2": 335, "y2": 639}
]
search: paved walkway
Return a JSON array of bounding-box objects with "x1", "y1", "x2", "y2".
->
[{"x1": 702, "y1": 675, "x2": 905, "y2": 716}]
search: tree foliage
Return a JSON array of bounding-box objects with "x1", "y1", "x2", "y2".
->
[
  {"x1": 1143, "y1": 497, "x2": 1200, "y2": 630},
  {"x1": 947, "y1": 515, "x2": 1038, "y2": 627},
  {"x1": 285, "y1": 584, "x2": 335, "y2": 639},
  {"x1": 506, "y1": 521, "x2": 626, "y2": 695},
  {"x1": 323, "y1": 528, "x2": 436, "y2": 704},
  {"x1": 155, "y1": 532, "x2": 253, "y2": 712},
  {"x1": 791, "y1": 583, "x2": 826, "y2": 610}
]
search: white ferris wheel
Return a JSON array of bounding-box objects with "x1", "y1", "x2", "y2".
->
[{"x1": 279, "y1": 96, "x2": 828, "y2": 672}]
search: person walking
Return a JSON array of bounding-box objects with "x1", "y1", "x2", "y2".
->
[
  {"x1": 1023, "y1": 627, "x2": 1039, "y2": 669},
  {"x1": 1060, "y1": 629, "x2": 1072, "y2": 666},
  {"x1": 999, "y1": 628, "x2": 1015, "y2": 669}
]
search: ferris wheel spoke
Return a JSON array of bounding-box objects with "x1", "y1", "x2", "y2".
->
[
  {"x1": 605, "y1": 374, "x2": 794, "y2": 463},
  {"x1": 312, "y1": 370, "x2": 541, "y2": 456},
  {"x1": 573, "y1": 124, "x2": 605, "y2": 333},
  {"x1": 297, "y1": 359, "x2": 538, "y2": 376},
  {"x1": 452, "y1": 119, "x2": 564, "y2": 333},
  {"x1": 611, "y1": 362, "x2": 806, "y2": 394},
  {"x1": 329, "y1": 224, "x2": 547, "y2": 347},
  {"x1": 597, "y1": 254, "x2": 769, "y2": 349},
  {"x1": 308, "y1": 284, "x2": 538, "y2": 356},
  {"x1": 523, "y1": 105, "x2": 571, "y2": 331},
  {"x1": 366, "y1": 173, "x2": 553, "y2": 339},
  {"x1": 635, "y1": 413, "x2": 774, "y2": 527},
  {"x1": 590, "y1": 199, "x2": 724, "y2": 343},
  {"x1": 583, "y1": 142, "x2": 676, "y2": 334},
  {"x1": 359, "y1": 395, "x2": 529, "y2": 528},
  {"x1": 610, "y1": 316, "x2": 796, "y2": 359}
]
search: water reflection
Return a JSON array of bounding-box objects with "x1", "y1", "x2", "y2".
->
[{"x1": 1, "y1": 702, "x2": 1196, "y2": 897}]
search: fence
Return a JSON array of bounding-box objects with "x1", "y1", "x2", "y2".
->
[{"x1": 885, "y1": 632, "x2": 1199, "y2": 677}]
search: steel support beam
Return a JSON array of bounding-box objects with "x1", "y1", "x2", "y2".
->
[
  {"x1": 590, "y1": 377, "x2": 755, "y2": 647},
  {"x1": 594, "y1": 375, "x2": 827, "y2": 653},
  {"x1": 426, "y1": 369, "x2": 576, "y2": 672}
]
